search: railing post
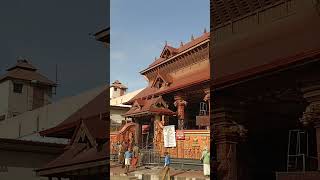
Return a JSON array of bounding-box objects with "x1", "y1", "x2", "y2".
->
[{"x1": 303, "y1": 154, "x2": 306, "y2": 172}]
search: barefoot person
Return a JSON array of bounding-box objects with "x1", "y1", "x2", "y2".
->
[
  {"x1": 124, "y1": 148, "x2": 133, "y2": 174},
  {"x1": 164, "y1": 152, "x2": 171, "y2": 167},
  {"x1": 200, "y1": 146, "x2": 210, "y2": 177},
  {"x1": 162, "y1": 152, "x2": 171, "y2": 180},
  {"x1": 132, "y1": 143, "x2": 139, "y2": 169},
  {"x1": 118, "y1": 141, "x2": 125, "y2": 167}
]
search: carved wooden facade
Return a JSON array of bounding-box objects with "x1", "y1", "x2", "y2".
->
[
  {"x1": 153, "y1": 120, "x2": 210, "y2": 159},
  {"x1": 113, "y1": 32, "x2": 211, "y2": 159}
]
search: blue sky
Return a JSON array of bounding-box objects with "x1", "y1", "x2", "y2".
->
[
  {"x1": 111, "y1": 0, "x2": 209, "y2": 92},
  {"x1": 0, "y1": 0, "x2": 108, "y2": 100}
]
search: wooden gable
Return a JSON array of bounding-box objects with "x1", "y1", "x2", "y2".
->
[
  {"x1": 160, "y1": 45, "x2": 178, "y2": 59},
  {"x1": 151, "y1": 72, "x2": 172, "y2": 89},
  {"x1": 71, "y1": 121, "x2": 97, "y2": 150},
  {"x1": 152, "y1": 96, "x2": 169, "y2": 109}
]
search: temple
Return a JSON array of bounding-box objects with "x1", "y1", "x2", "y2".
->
[
  {"x1": 110, "y1": 31, "x2": 210, "y2": 160},
  {"x1": 211, "y1": 0, "x2": 320, "y2": 179}
]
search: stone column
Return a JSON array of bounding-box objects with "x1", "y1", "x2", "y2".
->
[
  {"x1": 135, "y1": 119, "x2": 142, "y2": 148},
  {"x1": 213, "y1": 107, "x2": 247, "y2": 180},
  {"x1": 300, "y1": 82, "x2": 320, "y2": 170},
  {"x1": 204, "y1": 88, "x2": 210, "y2": 129},
  {"x1": 174, "y1": 95, "x2": 187, "y2": 130}
]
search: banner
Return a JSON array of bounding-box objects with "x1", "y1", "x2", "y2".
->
[{"x1": 163, "y1": 125, "x2": 176, "y2": 147}]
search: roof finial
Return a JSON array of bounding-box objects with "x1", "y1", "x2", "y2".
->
[
  {"x1": 165, "y1": 40, "x2": 167, "y2": 46},
  {"x1": 155, "y1": 56, "x2": 157, "y2": 60},
  {"x1": 191, "y1": 34, "x2": 194, "y2": 41},
  {"x1": 204, "y1": 28, "x2": 207, "y2": 33},
  {"x1": 180, "y1": 41, "x2": 184, "y2": 47},
  {"x1": 17, "y1": 56, "x2": 27, "y2": 63}
]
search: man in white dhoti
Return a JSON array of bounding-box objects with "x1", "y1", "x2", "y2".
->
[{"x1": 200, "y1": 146, "x2": 210, "y2": 177}]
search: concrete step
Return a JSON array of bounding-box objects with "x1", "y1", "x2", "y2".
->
[{"x1": 110, "y1": 175, "x2": 138, "y2": 180}]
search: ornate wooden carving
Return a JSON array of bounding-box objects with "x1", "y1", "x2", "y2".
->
[
  {"x1": 174, "y1": 96, "x2": 188, "y2": 130},
  {"x1": 213, "y1": 106, "x2": 247, "y2": 180},
  {"x1": 153, "y1": 120, "x2": 210, "y2": 159},
  {"x1": 314, "y1": 0, "x2": 320, "y2": 15},
  {"x1": 109, "y1": 122, "x2": 136, "y2": 154},
  {"x1": 300, "y1": 84, "x2": 320, "y2": 126},
  {"x1": 196, "y1": 115, "x2": 210, "y2": 126}
]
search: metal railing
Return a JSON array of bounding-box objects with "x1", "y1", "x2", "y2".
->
[{"x1": 140, "y1": 149, "x2": 161, "y2": 166}]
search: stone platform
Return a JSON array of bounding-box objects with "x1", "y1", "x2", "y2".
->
[{"x1": 110, "y1": 165, "x2": 210, "y2": 180}]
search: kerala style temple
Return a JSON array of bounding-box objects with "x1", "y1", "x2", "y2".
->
[
  {"x1": 110, "y1": 31, "x2": 210, "y2": 160},
  {"x1": 211, "y1": 0, "x2": 320, "y2": 180}
]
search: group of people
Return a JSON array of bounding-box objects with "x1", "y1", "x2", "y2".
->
[
  {"x1": 162, "y1": 148, "x2": 210, "y2": 178},
  {"x1": 116, "y1": 141, "x2": 140, "y2": 174},
  {"x1": 116, "y1": 141, "x2": 210, "y2": 177}
]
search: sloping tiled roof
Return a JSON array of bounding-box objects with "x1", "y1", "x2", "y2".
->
[
  {"x1": 37, "y1": 117, "x2": 107, "y2": 174},
  {"x1": 7, "y1": 59, "x2": 37, "y2": 71},
  {"x1": 39, "y1": 87, "x2": 107, "y2": 138},
  {"x1": 125, "y1": 96, "x2": 175, "y2": 117},
  {"x1": 110, "y1": 88, "x2": 144, "y2": 106},
  {"x1": 147, "y1": 32, "x2": 209, "y2": 70},
  {"x1": 127, "y1": 66, "x2": 210, "y2": 104},
  {"x1": 0, "y1": 59, "x2": 56, "y2": 86},
  {"x1": 110, "y1": 80, "x2": 127, "y2": 89},
  {"x1": 94, "y1": 27, "x2": 110, "y2": 43}
]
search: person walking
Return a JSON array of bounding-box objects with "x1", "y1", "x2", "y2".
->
[
  {"x1": 132, "y1": 143, "x2": 139, "y2": 169},
  {"x1": 162, "y1": 152, "x2": 171, "y2": 180},
  {"x1": 118, "y1": 142, "x2": 125, "y2": 166},
  {"x1": 164, "y1": 152, "x2": 171, "y2": 167},
  {"x1": 200, "y1": 147, "x2": 210, "y2": 177},
  {"x1": 124, "y1": 148, "x2": 133, "y2": 174}
]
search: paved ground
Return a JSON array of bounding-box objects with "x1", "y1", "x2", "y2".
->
[{"x1": 110, "y1": 162, "x2": 210, "y2": 180}]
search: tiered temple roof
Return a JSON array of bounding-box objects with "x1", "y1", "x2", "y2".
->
[
  {"x1": 0, "y1": 59, "x2": 56, "y2": 86},
  {"x1": 126, "y1": 32, "x2": 210, "y2": 105}
]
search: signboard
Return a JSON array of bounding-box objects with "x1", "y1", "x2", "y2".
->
[
  {"x1": 176, "y1": 130, "x2": 185, "y2": 140},
  {"x1": 196, "y1": 116, "x2": 210, "y2": 126},
  {"x1": 163, "y1": 125, "x2": 176, "y2": 147}
]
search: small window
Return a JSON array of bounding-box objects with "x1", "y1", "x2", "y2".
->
[
  {"x1": 114, "y1": 87, "x2": 117, "y2": 91},
  {"x1": 13, "y1": 83, "x2": 23, "y2": 93}
]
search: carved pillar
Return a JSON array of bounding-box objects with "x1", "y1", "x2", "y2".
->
[
  {"x1": 135, "y1": 118, "x2": 142, "y2": 148},
  {"x1": 204, "y1": 88, "x2": 211, "y2": 129},
  {"x1": 300, "y1": 82, "x2": 320, "y2": 170},
  {"x1": 213, "y1": 107, "x2": 247, "y2": 180},
  {"x1": 174, "y1": 95, "x2": 187, "y2": 130}
]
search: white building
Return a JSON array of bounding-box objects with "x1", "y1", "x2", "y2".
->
[
  {"x1": 0, "y1": 59, "x2": 55, "y2": 121},
  {"x1": 110, "y1": 80, "x2": 127, "y2": 99},
  {"x1": 109, "y1": 80, "x2": 143, "y2": 131}
]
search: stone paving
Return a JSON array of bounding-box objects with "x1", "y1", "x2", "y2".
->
[{"x1": 110, "y1": 163, "x2": 210, "y2": 180}]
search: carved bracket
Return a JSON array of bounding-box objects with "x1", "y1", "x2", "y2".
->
[{"x1": 300, "y1": 102, "x2": 320, "y2": 126}]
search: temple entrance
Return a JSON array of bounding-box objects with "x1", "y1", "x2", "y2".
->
[{"x1": 142, "y1": 117, "x2": 155, "y2": 149}]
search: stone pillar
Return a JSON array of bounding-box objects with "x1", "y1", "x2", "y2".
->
[
  {"x1": 135, "y1": 119, "x2": 142, "y2": 148},
  {"x1": 174, "y1": 95, "x2": 187, "y2": 130},
  {"x1": 213, "y1": 107, "x2": 247, "y2": 180},
  {"x1": 300, "y1": 82, "x2": 320, "y2": 170},
  {"x1": 204, "y1": 88, "x2": 211, "y2": 129}
]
